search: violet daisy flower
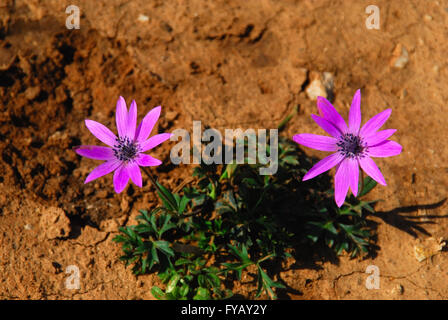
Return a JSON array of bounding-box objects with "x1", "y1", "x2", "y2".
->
[
  {"x1": 293, "y1": 89, "x2": 402, "y2": 207},
  {"x1": 75, "y1": 96, "x2": 172, "y2": 193}
]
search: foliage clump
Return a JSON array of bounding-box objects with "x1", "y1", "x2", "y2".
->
[{"x1": 113, "y1": 135, "x2": 377, "y2": 300}]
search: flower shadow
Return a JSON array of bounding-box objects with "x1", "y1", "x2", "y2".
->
[{"x1": 367, "y1": 198, "x2": 447, "y2": 238}]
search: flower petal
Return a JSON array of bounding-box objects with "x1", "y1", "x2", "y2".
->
[
  {"x1": 367, "y1": 140, "x2": 402, "y2": 158},
  {"x1": 84, "y1": 159, "x2": 121, "y2": 184},
  {"x1": 359, "y1": 108, "x2": 392, "y2": 137},
  {"x1": 135, "y1": 106, "x2": 161, "y2": 143},
  {"x1": 347, "y1": 158, "x2": 359, "y2": 197},
  {"x1": 293, "y1": 133, "x2": 338, "y2": 152},
  {"x1": 348, "y1": 89, "x2": 361, "y2": 134},
  {"x1": 75, "y1": 145, "x2": 115, "y2": 160},
  {"x1": 127, "y1": 161, "x2": 142, "y2": 188},
  {"x1": 116, "y1": 96, "x2": 128, "y2": 138},
  {"x1": 302, "y1": 152, "x2": 344, "y2": 181},
  {"x1": 358, "y1": 156, "x2": 386, "y2": 186},
  {"x1": 113, "y1": 165, "x2": 130, "y2": 193},
  {"x1": 127, "y1": 100, "x2": 137, "y2": 139},
  {"x1": 334, "y1": 159, "x2": 351, "y2": 207},
  {"x1": 363, "y1": 129, "x2": 397, "y2": 146},
  {"x1": 316, "y1": 96, "x2": 348, "y2": 133},
  {"x1": 85, "y1": 119, "x2": 118, "y2": 147},
  {"x1": 136, "y1": 153, "x2": 162, "y2": 167},
  {"x1": 311, "y1": 114, "x2": 342, "y2": 138},
  {"x1": 140, "y1": 133, "x2": 172, "y2": 152}
]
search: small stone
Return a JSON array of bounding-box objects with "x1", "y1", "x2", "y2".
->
[
  {"x1": 399, "y1": 89, "x2": 407, "y2": 99},
  {"x1": 322, "y1": 72, "x2": 334, "y2": 100},
  {"x1": 18, "y1": 55, "x2": 32, "y2": 74},
  {"x1": 392, "y1": 284, "x2": 404, "y2": 295},
  {"x1": 165, "y1": 111, "x2": 179, "y2": 122},
  {"x1": 24, "y1": 86, "x2": 41, "y2": 100},
  {"x1": 306, "y1": 78, "x2": 327, "y2": 101},
  {"x1": 48, "y1": 131, "x2": 69, "y2": 145},
  {"x1": 39, "y1": 207, "x2": 71, "y2": 239},
  {"x1": 96, "y1": 190, "x2": 108, "y2": 198},
  {"x1": 77, "y1": 225, "x2": 107, "y2": 246},
  {"x1": 390, "y1": 44, "x2": 409, "y2": 69},
  {"x1": 24, "y1": 224, "x2": 32, "y2": 230},
  {"x1": 424, "y1": 14, "x2": 433, "y2": 21},
  {"x1": 413, "y1": 237, "x2": 446, "y2": 262},
  {"x1": 138, "y1": 14, "x2": 149, "y2": 22},
  {"x1": 99, "y1": 218, "x2": 119, "y2": 233}
]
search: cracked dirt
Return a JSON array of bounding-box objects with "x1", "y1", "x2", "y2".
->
[{"x1": 0, "y1": 0, "x2": 447, "y2": 299}]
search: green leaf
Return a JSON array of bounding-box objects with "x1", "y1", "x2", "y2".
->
[
  {"x1": 178, "y1": 196, "x2": 190, "y2": 214},
  {"x1": 179, "y1": 283, "x2": 190, "y2": 297},
  {"x1": 166, "y1": 274, "x2": 181, "y2": 293},
  {"x1": 156, "y1": 181, "x2": 178, "y2": 211},
  {"x1": 154, "y1": 240, "x2": 175, "y2": 258},
  {"x1": 359, "y1": 176, "x2": 377, "y2": 197},
  {"x1": 193, "y1": 287, "x2": 211, "y2": 300},
  {"x1": 191, "y1": 194, "x2": 206, "y2": 207},
  {"x1": 219, "y1": 162, "x2": 238, "y2": 181},
  {"x1": 151, "y1": 286, "x2": 166, "y2": 300}
]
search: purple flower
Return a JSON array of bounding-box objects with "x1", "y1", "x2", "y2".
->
[
  {"x1": 293, "y1": 89, "x2": 402, "y2": 207},
  {"x1": 75, "y1": 96, "x2": 172, "y2": 193}
]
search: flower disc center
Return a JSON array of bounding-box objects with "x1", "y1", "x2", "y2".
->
[
  {"x1": 337, "y1": 133, "x2": 365, "y2": 159},
  {"x1": 113, "y1": 136, "x2": 140, "y2": 162}
]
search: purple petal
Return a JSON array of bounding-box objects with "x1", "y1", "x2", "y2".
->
[
  {"x1": 347, "y1": 158, "x2": 359, "y2": 197},
  {"x1": 116, "y1": 96, "x2": 128, "y2": 138},
  {"x1": 293, "y1": 133, "x2": 338, "y2": 152},
  {"x1": 140, "y1": 133, "x2": 172, "y2": 152},
  {"x1": 359, "y1": 109, "x2": 392, "y2": 137},
  {"x1": 348, "y1": 89, "x2": 361, "y2": 134},
  {"x1": 113, "y1": 165, "x2": 129, "y2": 193},
  {"x1": 316, "y1": 96, "x2": 348, "y2": 133},
  {"x1": 127, "y1": 100, "x2": 137, "y2": 139},
  {"x1": 302, "y1": 152, "x2": 344, "y2": 181},
  {"x1": 311, "y1": 114, "x2": 342, "y2": 138},
  {"x1": 136, "y1": 153, "x2": 162, "y2": 167},
  {"x1": 358, "y1": 156, "x2": 386, "y2": 186},
  {"x1": 367, "y1": 140, "x2": 402, "y2": 158},
  {"x1": 334, "y1": 159, "x2": 351, "y2": 207},
  {"x1": 85, "y1": 119, "x2": 118, "y2": 147},
  {"x1": 135, "y1": 106, "x2": 161, "y2": 143},
  {"x1": 84, "y1": 159, "x2": 121, "y2": 184},
  {"x1": 127, "y1": 161, "x2": 142, "y2": 188},
  {"x1": 75, "y1": 145, "x2": 115, "y2": 160},
  {"x1": 363, "y1": 129, "x2": 397, "y2": 146}
]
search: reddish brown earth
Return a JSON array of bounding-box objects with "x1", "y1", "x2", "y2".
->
[{"x1": 0, "y1": 0, "x2": 447, "y2": 299}]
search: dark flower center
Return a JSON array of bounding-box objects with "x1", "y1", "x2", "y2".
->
[
  {"x1": 336, "y1": 133, "x2": 366, "y2": 159},
  {"x1": 113, "y1": 136, "x2": 140, "y2": 162}
]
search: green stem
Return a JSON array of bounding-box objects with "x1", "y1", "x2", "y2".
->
[
  {"x1": 141, "y1": 166, "x2": 178, "y2": 210},
  {"x1": 358, "y1": 170, "x2": 365, "y2": 198},
  {"x1": 277, "y1": 105, "x2": 299, "y2": 131}
]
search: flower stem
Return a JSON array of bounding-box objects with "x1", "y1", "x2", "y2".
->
[
  {"x1": 359, "y1": 170, "x2": 365, "y2": 197},
  {"x1": 141, "y1": 166, "x2": 178, "y2": 210}
]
